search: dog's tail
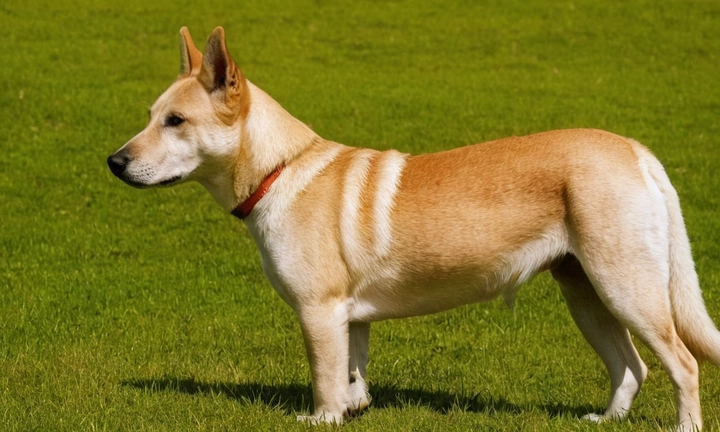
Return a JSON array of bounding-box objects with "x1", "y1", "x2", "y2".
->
[{"x1": 637, "y1": 142, "x2": 720, "y2": 365}]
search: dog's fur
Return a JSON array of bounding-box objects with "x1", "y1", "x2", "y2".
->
[{"x1": 108, "y1": 27, "x2": 720, "y2": 430}]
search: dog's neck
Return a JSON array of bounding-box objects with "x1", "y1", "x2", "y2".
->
[
  {"x1": 231, "y1": 164, "x2": 285, "y2": 219},
  {"x1": 200, "y1": 82, "x2": 318, "y2": 215}
]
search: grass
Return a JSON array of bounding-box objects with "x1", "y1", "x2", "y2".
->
[{"x1": 1, "y1": 0, "x2": 719, "y2": 430}]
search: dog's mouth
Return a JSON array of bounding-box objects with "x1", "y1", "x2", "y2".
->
[
  {"x1": 117, "y1": 177, "x2": 152, "y2": 189},
  {"x1": 116, "y1": 175, "x2": 182, "y2": 189},
  {"x1": 158, "y1": 175, "x2": 182, "y2": 186}
]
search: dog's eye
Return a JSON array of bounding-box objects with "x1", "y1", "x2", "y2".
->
[{"x1": 165, "y1": 114, "x2": 185, "y2": 127}]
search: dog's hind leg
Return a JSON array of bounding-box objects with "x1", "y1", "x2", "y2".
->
[
  {"x1": 583, "y1": 265, "x2": 701, "y2": 431},
  {"x1": 551, "y1": 254, "x2": 648, "y2": 422},
  {"x1": 348, "y1": 322, "x2": 371, "y2": 415},
  {"x1": 570, "y1": 233, "x2": 702, "y2": 430}
]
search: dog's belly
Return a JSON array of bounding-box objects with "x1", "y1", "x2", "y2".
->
[
  {"x1": 348, "y1": 273, "x2": 516, "y2": 322},
  {"x1": 348, "y1": 250, "x2": 562, "y2": 322}
]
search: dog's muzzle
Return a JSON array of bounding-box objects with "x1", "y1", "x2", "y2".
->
[
  {"x1": 107, "y1": 150, "x2": 149, "y2": 188},
  {"x1": 107, "y1": 150, "x2": 182, "y2": 188}
]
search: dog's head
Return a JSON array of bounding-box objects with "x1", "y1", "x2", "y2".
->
[{"x1": 107, "y1": 27, "x2": 249, "y2": 189}]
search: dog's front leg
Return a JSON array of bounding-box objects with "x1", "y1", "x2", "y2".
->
[
  {"x1": 296, "y1": 301, "x2": 352, "y2": 424},
  {"x1": 348, "y1": 321, "x2": 371, "y2": 415}
]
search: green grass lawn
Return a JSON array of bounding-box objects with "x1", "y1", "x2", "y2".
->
[{"x1": 2, "y1": 0, "x2": 720, "y2": 430}]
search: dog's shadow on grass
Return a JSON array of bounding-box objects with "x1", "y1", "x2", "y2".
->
[{"x1": 121, "y1": 376, "x2": 600, "y2": 420}]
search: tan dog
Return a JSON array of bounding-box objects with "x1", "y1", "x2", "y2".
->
[{"x1": 108, "y1": 27, "x2": 720, "y2": 431}]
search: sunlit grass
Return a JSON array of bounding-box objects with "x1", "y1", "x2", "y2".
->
[{"x1": 1, "y1": 0, "x2": 719, "y2": 430}]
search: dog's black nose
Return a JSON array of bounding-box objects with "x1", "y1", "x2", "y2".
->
[{"x1": 107, "y1": 152, "x2": 129, "y2": 176}]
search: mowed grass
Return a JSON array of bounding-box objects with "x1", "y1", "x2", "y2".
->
[{"x1": 1, "y1": 0, "x2": 720, "y2": 430}]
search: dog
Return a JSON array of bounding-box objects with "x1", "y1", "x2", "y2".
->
[{"x1": 107, "y1": 27, "x2": 720, "y2": 431}]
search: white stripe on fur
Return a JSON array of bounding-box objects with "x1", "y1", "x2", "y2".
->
[
  {"x1": 340, "y1": 151, "x2": 374, "y2": 273},
  {"x1": 372, "y1": 150, "x2": 407, "y2": 258}
]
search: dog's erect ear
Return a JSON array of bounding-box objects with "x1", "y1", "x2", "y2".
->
[
  {"x1": 198, "y1": 27, "x2": 249, "y2": 120},
  {"x1": 179, "y1": 27, "x2": 202, "y2": 77},
  {"x1": 199, "y1": 27, "x2": 246, "y2": 94}
]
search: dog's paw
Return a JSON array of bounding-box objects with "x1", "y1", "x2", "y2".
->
[
  {"x1": 296, "y1": 414, "x2": 318, "y2": 425},
  {"x1": 582, "y1": 413, "x2": 608, "y2": 423},
  {"x1": 296, "y1": 412, "x2": 344, "y2": 425},
  {"x1": 348, "y1": 376, "x2": 371, "y2": 415}
]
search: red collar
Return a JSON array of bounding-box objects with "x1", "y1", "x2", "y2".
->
[{"x1": 231, "y1": 165, "x2": 285, "y2": 219}]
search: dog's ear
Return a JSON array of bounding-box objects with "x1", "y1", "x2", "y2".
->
[
  {"x1": 198, "y1": 27, "x2": 249, "y2": 120},
  {"x1": 199, "y1": 27, "x2": 246, "y2": 95},
  {"x1": 179, "y1": 27, "x2": 202, "y2": 77}
]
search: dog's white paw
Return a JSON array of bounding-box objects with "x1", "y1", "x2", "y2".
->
[
  {"x1": 296, "y1": 414, "x2": 319, "y2": 425},
  {"x1": 582, "y1": 413, "x2": 608, "y2": 423},
  {"x1": 348, "y1": 375, "x2": 371, "y2": 415},
  {"x1": 296, "y1": 412, "x2": 344, "y2": 425}
]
